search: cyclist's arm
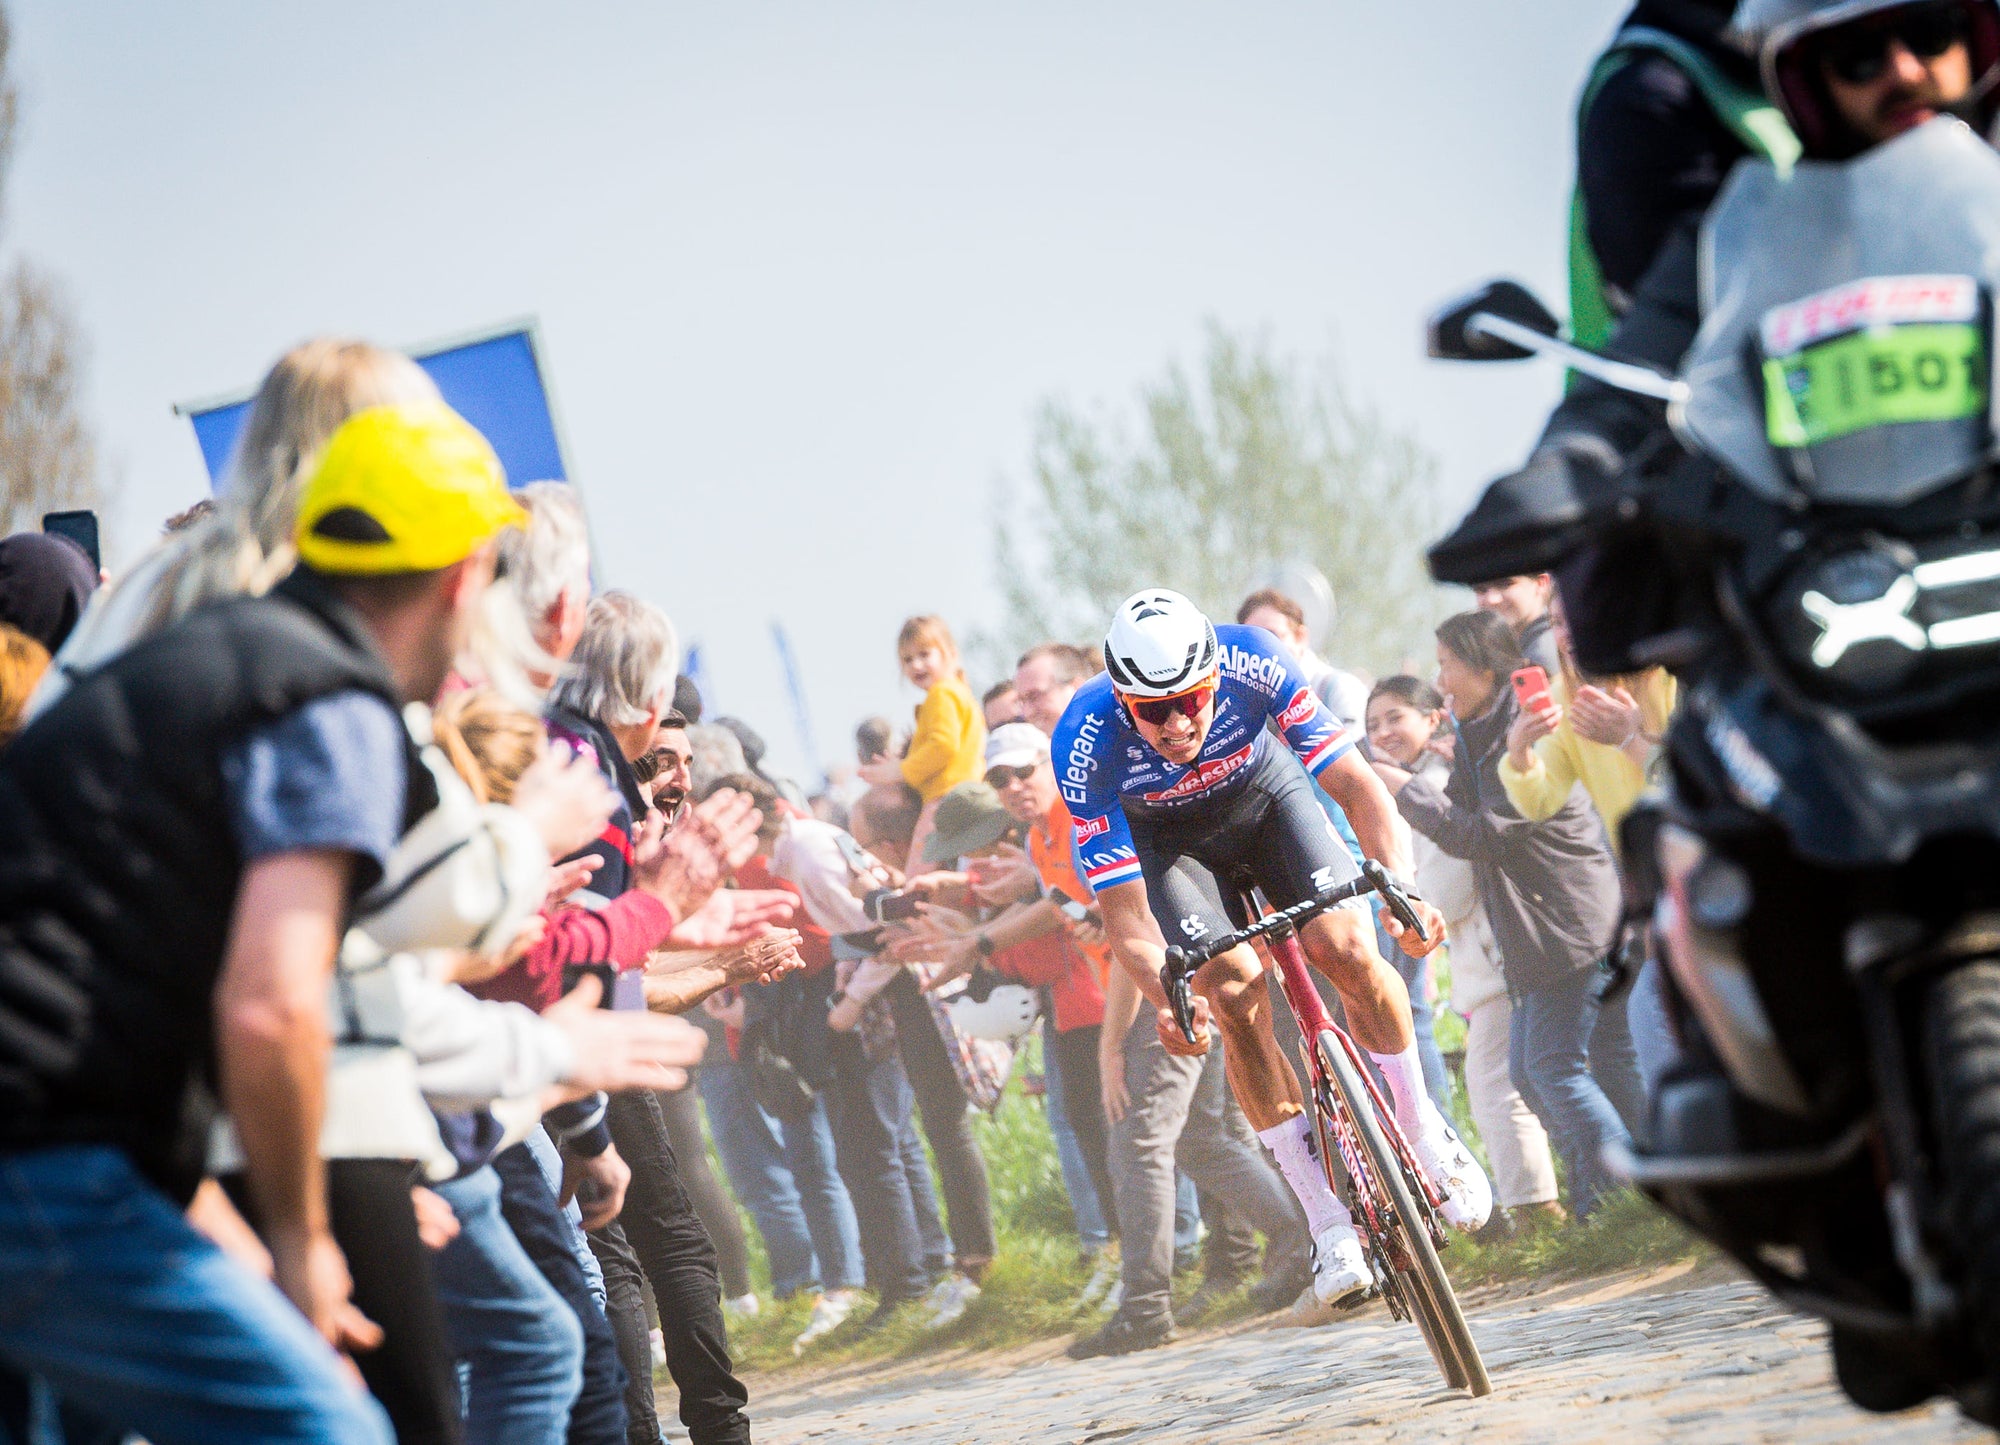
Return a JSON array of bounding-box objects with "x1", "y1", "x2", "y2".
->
[
  {"x1": 1315, "y1": 747, "x2": 1415, "y2": 881},
  {"x1": 1096, "y1": 879, "x2": 1171, "y2": 1010}
]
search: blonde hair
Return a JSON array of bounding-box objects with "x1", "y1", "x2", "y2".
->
[
  {"x1": 140, "y1": 339, "x2": 439, "y2": 637},
  {"x1": 0, "y1": 625, "x2": 51, "y2": 746},
  {"x1": 432, "y1": 688, "x2": 546, "y2": 805},
  {"x1": 896, "y1": 614, "x2": 963, "y2": 679}
]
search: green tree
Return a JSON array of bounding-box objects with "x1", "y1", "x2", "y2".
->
[
  {"x1": 990, "y1": 323, "x2": 1449, "y2": 677},
  {"x1": 0, "y1": 4, "x2": 100, "y2": 539}
]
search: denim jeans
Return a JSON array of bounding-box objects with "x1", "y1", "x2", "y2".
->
[
  {"x1": 1589, "y1": 972, "x2": 1649, "y2": 1145},
  {"x1": 490, "y1": 1142, "x2": 626, "y2": 1445},
  {"x1": 888, "y1": 971, "x2": 997, "y2": 1271},
  {"x1": 0, "y1": 1144, "x2": 391, "y2": 1445},
  {"x1": 699, "y1": 1059, "x2": 863, "y2": 1297},
  {"x1": 1378, "y1": 916, "x2": 1453, "y2": 1107},
  {"x1": 524, "y1": 1128, "x2": 607, "y2": 1312},
  {"x1": 432, "y1": 1163, "x2": 585, "y2": 1445},
  {"x1": 1510, "y1": 967, "x2": 1633, "y2": 1218},
  {"x1": 1041, "y1": 1009, "x2": 1110, "y2": 1250},
  {"x1": 824, "y1": 1035, "x2": 936, "y2": 1304}
]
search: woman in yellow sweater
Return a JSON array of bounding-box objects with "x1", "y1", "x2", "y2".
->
[
  {"x1": 1497, "y1": 629, "x2": 1675, "y2": 852},
  {"x1": 860, "y1": 614, "x2": 986, "y2": 866},
  {"x1": 1499, "y1": 595, "x2": 1677, "y2": 1128}
]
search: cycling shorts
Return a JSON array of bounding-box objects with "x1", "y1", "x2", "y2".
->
[{"x1": 1126, "y1": 743, "x2": 1363, "y2": 952}]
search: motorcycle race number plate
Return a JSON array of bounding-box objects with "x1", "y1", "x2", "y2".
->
[{"x1": 1759, "y1": 275, "x2": 1988, "y2": 450}]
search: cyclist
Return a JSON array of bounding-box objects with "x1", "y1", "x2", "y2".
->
[{"x1": 1052, "y1": 589, "x2": 1491, "y2": 1307}]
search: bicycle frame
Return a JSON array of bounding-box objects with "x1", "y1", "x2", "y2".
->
[{"x1": 1258, "y1": 908, "x2": 1450, "y2": 1261}]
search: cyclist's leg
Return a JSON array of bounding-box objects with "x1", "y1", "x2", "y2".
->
[
  {"x1": 1241, "y1": 754, "x2": 1491, "y2": 1231},
  {"x1": 1136, "y1": 835, "x2": 1304, "y2": 1134},
  {"x1": 1136, "y1": 811, "x2": 1360, "y2": 1287}
]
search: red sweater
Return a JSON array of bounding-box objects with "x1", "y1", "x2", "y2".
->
[
  {"x1": 471, "y1": 890, "x2": 677, "y2": 1013},
  {"x1": 993, "y1": 931, "x2": 1104, "y2": 1033}
]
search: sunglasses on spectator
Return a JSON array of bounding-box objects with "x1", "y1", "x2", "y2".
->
[
  {"x1": 1123, "y1": 684, "x2": 1216, "y2": 726},
  {"x1": 1820, "y1": 1, "x2": 1968, "y2": 84},
  {"x1": 985, "y1": 762, "x2": 1040, "y2": 787}
]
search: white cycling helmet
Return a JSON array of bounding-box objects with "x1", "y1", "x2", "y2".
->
[{"x1": 1102, "y1": 588, "x2": 1220, "y2": 698}]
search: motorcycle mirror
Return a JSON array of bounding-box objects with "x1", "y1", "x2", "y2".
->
[{"x1": 1427, "y1": 280, "x2": 1561, "y2": 362}]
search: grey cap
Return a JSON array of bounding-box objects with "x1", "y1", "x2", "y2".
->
[{"x1": 923, "y1": 780, "x2": 1014, "y2": 864}]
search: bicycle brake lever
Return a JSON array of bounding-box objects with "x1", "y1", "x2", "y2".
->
[
  {"x1": 1362, "y1": 859, "x2": 1429, "y2": 946},
  {"x1": 1160, "y1": 947, "x2": 1200, "y2": 1046}
]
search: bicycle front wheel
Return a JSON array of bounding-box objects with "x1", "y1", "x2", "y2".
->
[{"x1": 1316, "y1": 1028, "x2": 1492, "y2": 1397}]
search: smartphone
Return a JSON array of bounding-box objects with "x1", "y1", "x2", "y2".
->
[
  {"x1": 560, "y1": 961, "x2": 619, "y2": 1010},
  {"x1": 1510, "y1": 665, "x2": 1555, "y2": 717},
  {"x1": 865, "y1": 888, "x2": 923, "y2": 924},
  {"x1": 42, "y1": 510, "x2": 100, "y2": 571}
]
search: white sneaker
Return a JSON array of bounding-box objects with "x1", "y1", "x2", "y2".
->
[
  {"x1": 1414, "y1": 1105, "x2": 1493, "y2": 1232},
  {"x1": 723, "y1": 1290, "x2": 760, "y2": 1321},
  {"x1": 923, "y1": 1272, "x2": 982, "y2": 1328},
  {"x1": 1078, "y1": 1249, "x2": 1120, "y2": 1309},
  {"x1": 1310, "y1": 1222, "x2": 1372, "y2": 1308},
  {"x1": 792, "y1": 1287, "x2": 861, "y2": 1355}
]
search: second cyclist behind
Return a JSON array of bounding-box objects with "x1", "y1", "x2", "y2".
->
[{"x1": 1052, "y1": 589, "x2": 1493, "y2": 1308}]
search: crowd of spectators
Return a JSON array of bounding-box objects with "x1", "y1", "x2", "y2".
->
[{"x1": 0, "y1": 337, "x2": 1679, "y2": 1444}]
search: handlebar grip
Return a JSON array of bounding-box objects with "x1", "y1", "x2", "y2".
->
[{"x1": 1362, "y1": 859, "x2": 1429, "y2": 945}]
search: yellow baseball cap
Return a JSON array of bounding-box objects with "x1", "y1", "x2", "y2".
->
[{"x1": 294, "y1": 402, "x2": 529, "y2": 575}]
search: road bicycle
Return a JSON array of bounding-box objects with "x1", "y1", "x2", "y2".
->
[{"x1": 1161, "y1": 858, "x2": 1492, "y2": 1396}]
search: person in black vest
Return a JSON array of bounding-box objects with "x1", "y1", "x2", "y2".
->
[{"x1": 0, "y1": 401, "x2": 525, "y2": 1445}]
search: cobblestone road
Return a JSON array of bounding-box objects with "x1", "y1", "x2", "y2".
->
[{"x1": 736, "y1": 1263, "x2": 1988, "y2": 1444}]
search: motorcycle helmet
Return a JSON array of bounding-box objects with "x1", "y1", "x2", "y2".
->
[
  {"x1": 946, "y1": 983, "x2": 1041, "y2": 1043},
  {"x1": 1102, "y1": 589, "x2": 1219, "y2": 698},
  {"x1": 1732, "y1": 0, "x2": 2000, "y2": 155}
]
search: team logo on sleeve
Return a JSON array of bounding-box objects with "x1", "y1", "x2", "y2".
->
[
  {"x1": 1277, "y1": 687, "x2": 1316, "y2": 729},
  {"x1": 1074, "y1": 813, "x2": 1112, "y2": 843}
]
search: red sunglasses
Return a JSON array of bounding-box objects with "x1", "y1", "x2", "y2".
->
[{"x1": 1126, "y1": 684, "x2": 1216, "y2": 726}]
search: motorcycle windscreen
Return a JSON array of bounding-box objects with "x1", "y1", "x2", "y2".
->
[{"x1": 1678, "y1": 118, "x2": 2000, "y2": 507}]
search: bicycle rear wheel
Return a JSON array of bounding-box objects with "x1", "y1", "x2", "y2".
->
[{"x1": 1316, "y1": 1028, "x2": 1492, "y2": 1397}]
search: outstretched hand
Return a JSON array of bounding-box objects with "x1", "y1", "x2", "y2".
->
[
  {"x1": 635, "y1": 788, "x2": 765, "y2": 922},
  {"x1": 544, "y1": 973, "x2": 710, "y2": 1094},
  {"x1": 666, "y1": 888, "x2": 797, "y2": 950}
]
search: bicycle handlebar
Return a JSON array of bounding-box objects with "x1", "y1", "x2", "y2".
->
[{"x1": 1157, "y1": 859, "x2": 1429, "y2": 1046}]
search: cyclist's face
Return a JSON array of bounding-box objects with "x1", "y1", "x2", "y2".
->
[
  {"x1": 1131, "y1": 693, "x2": 1211, "y2": 766},
  {"x1": 1365, "y1": 696, "x2": 1436, "y2": 768}
]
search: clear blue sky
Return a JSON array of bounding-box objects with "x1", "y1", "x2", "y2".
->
[{"x1": 8, "y1": 1, "x2": 1627, "y2": 782}]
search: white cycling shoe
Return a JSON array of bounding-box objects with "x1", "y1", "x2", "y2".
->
[
  {"x1": 1413, "y1": 1105, "x2": 1493, "y2": 1233},
  {"x1": 1310, "y1": 1223, "x2": 1373, "y2": 1309}
]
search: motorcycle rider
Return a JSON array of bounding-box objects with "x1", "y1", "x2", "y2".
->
[
  {"x1": 1430, "y1": 0, "x2": 2000, "y2": 652},
  {"x1": 1570, "y1": 1, "x2": 1800, "y2": 353}
]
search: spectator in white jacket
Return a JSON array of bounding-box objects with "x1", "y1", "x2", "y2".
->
[{"x1": 1366, "y1": 677, "x2": 1561, "y2": 1231}]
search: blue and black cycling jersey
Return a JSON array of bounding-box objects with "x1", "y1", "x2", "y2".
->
[{"x1": 1050, "y1": 624, "x2": 1357, "y2": 894}]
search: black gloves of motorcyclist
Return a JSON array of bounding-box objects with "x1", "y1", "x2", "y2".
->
[{"x1": 1427, "y1": 438, "x2": 1625, "y2": 586}]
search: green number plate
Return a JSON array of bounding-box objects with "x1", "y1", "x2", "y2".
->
[{"x1": 1762, "y1": 322, "x2": 1987, "y2": 449}]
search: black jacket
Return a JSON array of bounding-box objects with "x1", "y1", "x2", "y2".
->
[
  {"x1": 1394, "y1": 688, "x2": 1622, "y2": 994},
  {"x1": 1583, "y1": 1, "x2": 1755, "y2": 307},
  {"x1": 0, "y1": 569, "x2": 434, "y2": 1199}
]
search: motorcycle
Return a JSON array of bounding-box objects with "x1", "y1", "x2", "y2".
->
[{"x1": 1428, "y1": 116, "x2": 2000, "y2": 1424}]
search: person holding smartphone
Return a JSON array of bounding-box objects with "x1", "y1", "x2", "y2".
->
[{"x1": 1373, "y1": 610, "x2": 1629, "y2": 1222}]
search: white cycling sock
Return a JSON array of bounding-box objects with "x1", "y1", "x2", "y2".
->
[
  {"x1": 1367, "y1": 1044, "x2": 1430, "y2": 1141},
  {"x1": 1256, "y1": 1114, "x2": 1350, "y2": 1237}
]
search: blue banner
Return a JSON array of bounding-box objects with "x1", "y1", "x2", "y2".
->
[{"x1": 179, "y1": 322, "x2": 568, "y2": 490}]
